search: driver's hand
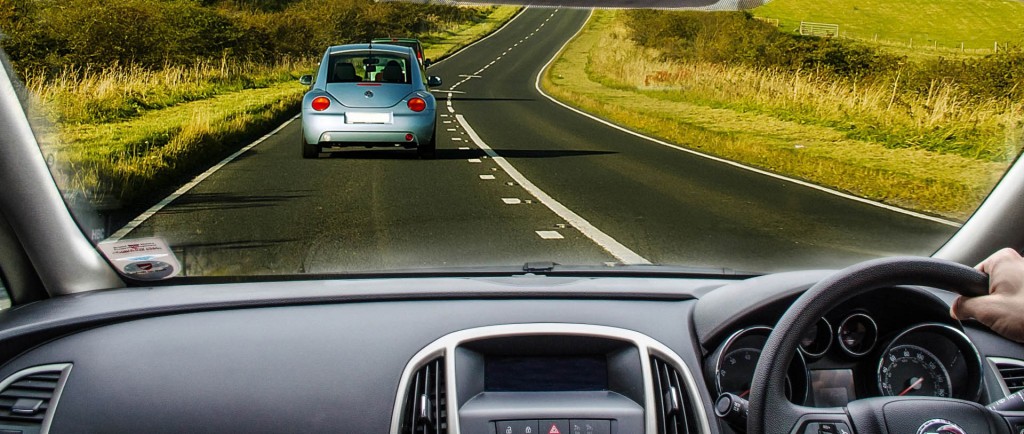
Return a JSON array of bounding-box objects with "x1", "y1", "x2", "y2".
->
[{"x1": 950, "y1": 248, "x2": 1024, "y2": 343}]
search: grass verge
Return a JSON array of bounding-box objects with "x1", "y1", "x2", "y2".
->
[
  {"x1": 541, "y1": 10, "x2": 1017, "y2": 220},
  {"x1": 422, "y1": 6, "x2": 521, "y2": 62},
  {"x1": 31, "y1": 5, "x2": 518, "y2": 212}
]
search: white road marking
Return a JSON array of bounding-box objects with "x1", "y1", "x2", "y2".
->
[
  {"x1": 532, "y1": 10, "x2": 960, "y2": 228},
  {"x1": 447, "y1": 107, "x2": 454, "y2": 113},
  {"x1": 502, "y1": 198, "x2": 522, "y2": 204},
  {"x1": 457, "y1": 114, "x2": 650, "y2": 265},
  {"x1": 447, "y1": 128, "x2": 457, "y2": 131},
  {"x1": 536, "y1": 231, "x2": 564, "y2": 240},
  {"x1": 443, "y1": 121, "x2": 452, "y2": 124},
  {"x1": 452, "y1": 137, "x2": 463, "y2": 141},
  {"x1": 106, "y1": 114, "x2": 300, "y2": 242},
  {"x1": 440, "y1": 114, "x2": 449, "y2": 117},
  {"x1": 479, "y1": 174, "x2": 496, "y2": 180},
  {"x1": 431, "y1": 89, "x2": 465, "y2": 94},
  {"x1": 459, "y1": 147, "x2": 471, "y2": 150},
  {"x1": 488, "y1": 61, "x2": 496, "y2": 65},
  {"x1": 428, "y1": 8, "x2": 526, "y2": 67},
  {"x1": 468, "y1": 158, "x2": 482, "y2": 163},
  {"x1": 458, "y1": 74, "x2": 482, "y2": 78}
]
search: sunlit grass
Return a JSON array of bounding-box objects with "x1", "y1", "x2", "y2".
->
[
  {"x1": 422, "y1": 6, "x2": 521, "y2": 62},
  {"x1": 541, "y1": 10, "x2": 1021, "y2": 220},
  {"x1": 754, "y1": 0, "x2": 1024, "y2": 54}
]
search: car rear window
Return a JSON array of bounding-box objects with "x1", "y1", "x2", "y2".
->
[{"x1": 327, "y1": 52, "x2": 411, "y2": 84}]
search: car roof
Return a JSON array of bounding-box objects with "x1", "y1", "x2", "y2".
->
[
  {"x1": 370, "y1": 37, "x2": 421, "y2": 44},
  {"x1": 326, "y1": 43, "x2": 414, "y2": 56}
]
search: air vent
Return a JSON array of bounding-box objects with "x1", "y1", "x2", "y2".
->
[
  {"x1": 400, "y1": 357, "x2": 447, "y2": 434},
  {"x1": 651, "y1": 356, "x2": 698, "y2": 434},
  {"x1": 995, "y1": 359, "x2": 1024, "y2": 395},
  {"x1": 0, "y1": 364, "x2": 71, "y2": 432}
]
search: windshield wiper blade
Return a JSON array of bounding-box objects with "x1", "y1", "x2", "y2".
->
[{"x1": 520, "y1": 262, "x2": 754, "y2": 277}]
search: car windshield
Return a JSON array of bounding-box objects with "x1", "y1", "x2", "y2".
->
[{"x1": 1, "y1": 0, "x2": 1021, "y2": 279}]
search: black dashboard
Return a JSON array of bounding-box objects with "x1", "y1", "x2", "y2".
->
[{"x1": 0, "y1": 270, "x2": 1021, "y2": 434}]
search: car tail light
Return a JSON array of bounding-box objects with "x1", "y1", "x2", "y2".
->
[
  {"x1": 408, "y1": 97, "x2": 426, "y2": 112},
  {"x1": 405, "y1": 134, "x2": 414, "y2": 142},
  {"x1": 311, "y1": 96, "x2": 330, "y2": 111}
]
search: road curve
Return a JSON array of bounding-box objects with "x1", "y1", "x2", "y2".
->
[{"x1": 118, "y1": 7, "x2": 955, "y2": 276}]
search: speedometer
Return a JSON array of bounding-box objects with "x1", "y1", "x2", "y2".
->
[{"x1": 878, "y1": 344, "x2": 952, "y2": 397}]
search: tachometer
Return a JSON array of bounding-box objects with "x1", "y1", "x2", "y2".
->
[
  {"x1": 878, "y1": 344, "x2": 951, "y2": 397},
  {"x1": 710, "y1": 326, "x2": 807, "y2": 403}
]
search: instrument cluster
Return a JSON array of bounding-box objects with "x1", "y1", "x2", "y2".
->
[{"x1": 707, "y1": 308, "x2": 983, "y2": 407}]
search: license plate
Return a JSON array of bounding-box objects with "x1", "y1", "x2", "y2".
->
[{"x1": 346, "y1": 112, "x2": 392, "y2": 124}]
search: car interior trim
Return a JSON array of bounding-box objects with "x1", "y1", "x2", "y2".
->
[
  {"x1": 388, "y1": 323, "x2": 712, "y2": 434},
  {"x1": 0, "y1": 52, "x2": 124, "y2": 295},
  {"x1": 988, "y1": 356, "x2": 1024, "y2": 398},
  {"x1": 0, "y1": 363, "x2": 72, "y2": 434}
]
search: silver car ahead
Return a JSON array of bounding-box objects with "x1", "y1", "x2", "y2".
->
[{"x1": 300, "y1": 44, "x2": 442, "y2": 159}]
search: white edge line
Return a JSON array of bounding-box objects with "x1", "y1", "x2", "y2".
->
[
  {"x1": 105, "y1": 114, "x2": 301, "y2": 242},
  {"x1": 456, "y1": 114, "x2": 651, "y2": 265},
  {"x1": 532, "y1": 10, "x2": 961, "y2": 228}
]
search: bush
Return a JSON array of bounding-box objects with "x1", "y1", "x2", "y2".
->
[
  {"x1": 0, "y1": 0, "x2": 491, "y2": 76},
  {"x1": 621, "y1": 9, "x2": 1024, "y2": 102}
]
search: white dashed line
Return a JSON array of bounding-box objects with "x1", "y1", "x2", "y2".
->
[
  {"x1": 447, "y1": 128, "x2": 457, "y2": 132},
  {"x1": 502, "y1": 198, "x2": 523, "y2": 205},
  {"x1": 447, "y1": 107, "x2": 454, "y2": 113},
  {"x1": 456, "y1": 114, "x2": 650, "y2": 265},
  {"x1": 468, "y1": 159, "x2": 482, "y2": 163},
  {"x1": 479, "y1": 174, "x2": 496, "y2": 180},
  {"x1": 536, "y1": 231, "x2": 564, "y2": 240},
  {"x1": 458, "y1": 147, "x2": 471, "y2": 150},
  {"x1": 452, "y1": 137, "x2": 463, "y2": 141}
]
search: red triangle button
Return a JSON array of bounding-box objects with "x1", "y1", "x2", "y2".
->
[{"x1": 548, "y1": 424, "x2": 560, "y2": 434}]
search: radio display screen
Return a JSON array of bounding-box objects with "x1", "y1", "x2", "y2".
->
[{"x1": 485, "y1": 356, "x2": 608, "y2": 392}]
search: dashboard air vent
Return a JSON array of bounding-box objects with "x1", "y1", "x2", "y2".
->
[
  {"x1": 995, "y1": 360, "x2": 1024, "y2": 395},
  {"x1": 0, "y1": 364, "x2": 71, "y2": 431},
  {"x1": 651, "y1": 356, "x2": 698, "y2": 434},
  {"x1": 400, "y1": 357, "x2": 447, "y2": 434}
]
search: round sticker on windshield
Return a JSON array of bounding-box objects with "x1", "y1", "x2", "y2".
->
[{"x1": 122, "y1": 261, "x2": 175, "y2": 280}]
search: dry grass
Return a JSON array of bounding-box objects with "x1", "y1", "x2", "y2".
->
[
  {"x1": 24, "y1": 57, "x2": 307, "y2": 125},
  {"x1": 542, "y1": 10, "x2": 1021, "y2": 219}
]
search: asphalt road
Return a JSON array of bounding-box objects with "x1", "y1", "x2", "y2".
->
[{"x1": 116, "y1": 8, "x2": 956, "y2": 276}]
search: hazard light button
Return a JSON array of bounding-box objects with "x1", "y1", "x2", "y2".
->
[{"x1": 540, "y1": 420, "x2": 570, "y2": 434}]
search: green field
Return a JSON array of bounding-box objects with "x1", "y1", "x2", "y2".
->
[{"x1": 754, "y1": 0, "x2": 1024, "y2": 52}]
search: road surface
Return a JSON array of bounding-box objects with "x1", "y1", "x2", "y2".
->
[{"x1": 115, "y1": 8, "x2": 956, "y2": 276}]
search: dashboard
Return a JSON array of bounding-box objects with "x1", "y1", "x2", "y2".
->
[{"x1": 0, "y1": 270, "x2": 1021, "y2": 434}]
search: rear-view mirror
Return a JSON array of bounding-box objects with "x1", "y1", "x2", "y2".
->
[
  {"x1": 364, "y1": 58, "x2": 380, "y2": 65},
  {"x1": 299, "y1": 75, "x2": 313, "y2": 86},
  {"x1": 423, "y1": 58, "x2": 433, "y2": 68},
  {"x1": 427, "y1": 76, "x2": 442, "y2": 87}
]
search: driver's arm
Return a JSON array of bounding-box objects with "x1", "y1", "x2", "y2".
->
[{"x1": 950, "y1": 248, "x2": 1024, "y2": 343}]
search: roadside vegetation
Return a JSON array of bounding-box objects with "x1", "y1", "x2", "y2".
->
[
  {"x1": 542, "y1": 10, "x2": 1024, "y2": 220},
  {"x1": 0, "y1": 0, "x2": 518, "y2": 211},
  {"x1": 753, "y1": 0, "x2": 1024, "y2": 56}
]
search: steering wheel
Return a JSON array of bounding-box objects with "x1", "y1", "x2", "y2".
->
[{"x1": 747, "y1": 257, "x2": 1015, "y2": 434}]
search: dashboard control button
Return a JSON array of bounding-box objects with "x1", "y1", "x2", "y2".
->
[
  {"x1": 540, "y1": 420, "x2": 570, "y2": 434},
  {"x1": 570, "y1": 419, "x2": 610, "y2": 434},
  {"x1": 497, "y1": 420, "x2": 539, "y2": 434},
  {"x1": 818, "y1": 423, "x2": 837, "y2": 434}
]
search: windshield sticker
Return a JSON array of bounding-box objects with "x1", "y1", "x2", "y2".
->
[{"x1": 98, "y1": 238, "x2": 181, "y2": 280}]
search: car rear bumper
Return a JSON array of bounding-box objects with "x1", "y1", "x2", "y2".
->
[{"x1": 302, "y1": 111, "x2": 435, "y2": 147}]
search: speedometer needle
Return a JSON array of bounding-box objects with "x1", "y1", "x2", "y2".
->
[{"x1": 898, "y1": 377, "x2": 924, "y2": 396}]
